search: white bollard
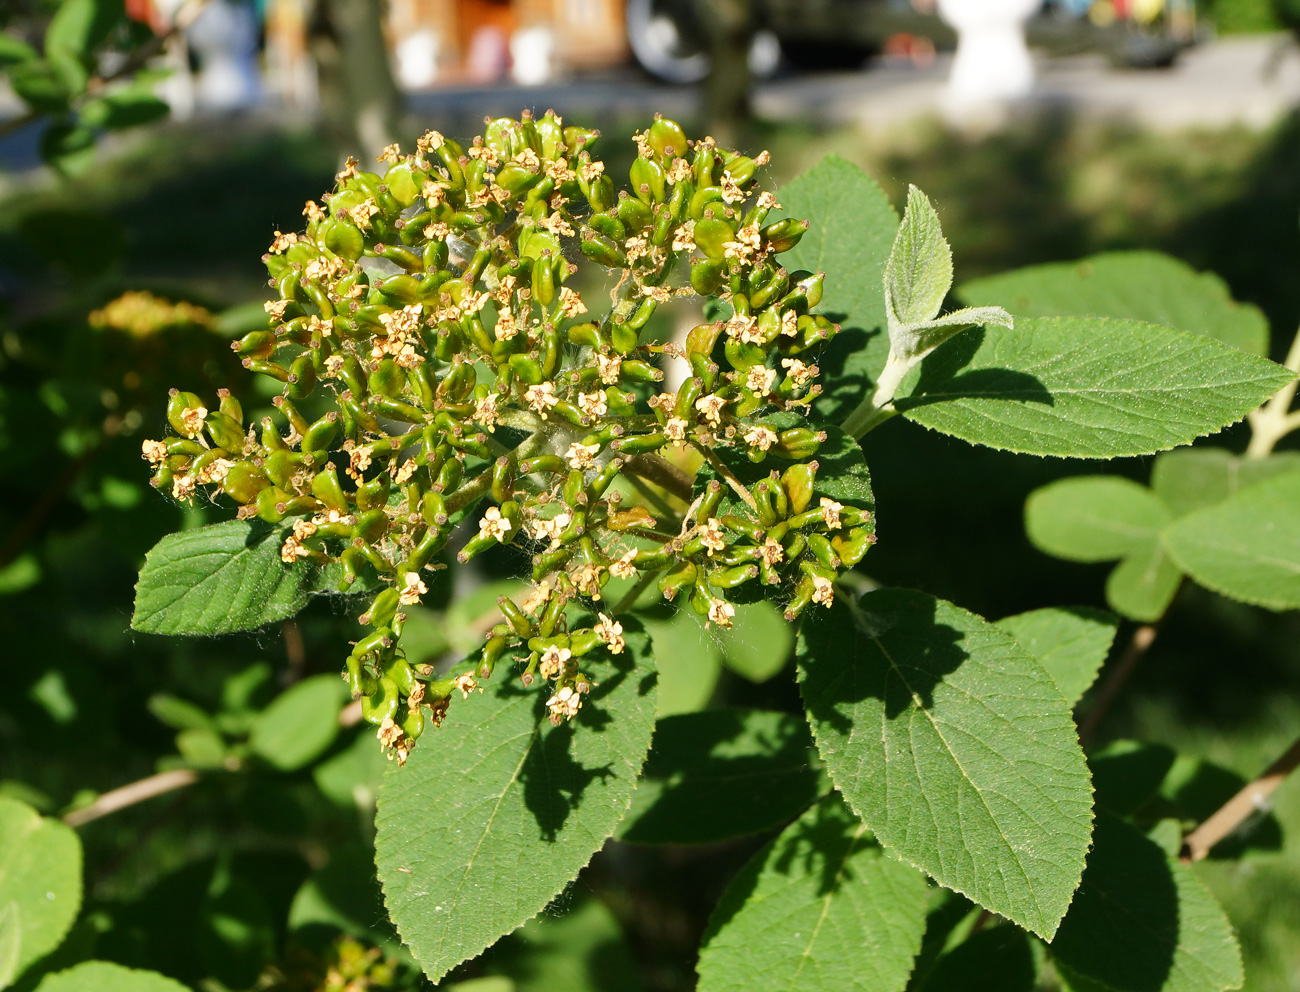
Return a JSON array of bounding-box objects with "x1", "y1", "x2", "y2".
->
[{"x1": 937, "y1": 0, "x2": 1041, "y2": 106}]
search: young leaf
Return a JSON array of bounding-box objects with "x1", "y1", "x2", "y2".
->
[
  {"x1": 1151, "y1": 449, "x2": 1300, "y2": 519},
  {"x1": 133, "y1": 520, "x2": 323, "y2": 636},
  {"x1": 617, "y1": 709, "x2": 825, "y2": 845},
  {"x1": 886, "y1": 186, "x2": 953, "y2": 334},
  {"x1": 996, "y1": 606, "x2": 1118, "y2": 707},
  {"x1": 32, "y1": 961, "x2": 191, "y2": 992},
  {"x1": 0, "y1": 799, "x2": 82, "y2": 983},
  {"x1": 897, "y1": 316, "x2": 1296, "y2": 458},
  {"x1": 798, "y1": 590, "x2": 1093, "y2": 939},
  {"x1": 775, "y1": 155, "x2": 899, "y2": 420},
  {"x1": 696, "y1": 796, "x2": 928, "y2": 992},
  {"x1": 959, "y1": 251, "x2": 1270, "y2": 356},
  {"x1": 1025, "y1": 477, "x2": 1180, "y2": 621},
  {"x1": 1162, "y1": 469, "x2": 1300, "y2": 610},
  {"x1": 375, "y1": 626, "x2": 658, "y2": 984},
  {"x1": 248, "y1": 674, "x2": 349, "y2": 772},
  {"x1": 1050, "y1": 813, "x2": 1243, "y2": 992}
]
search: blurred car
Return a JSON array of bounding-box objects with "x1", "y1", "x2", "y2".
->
[{"x1": 625, "y1": 0, "x2": 1199, "y2": 83}]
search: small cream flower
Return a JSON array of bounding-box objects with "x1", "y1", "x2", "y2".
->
[
  {"x1": 664, "y1": 417, "x2": 688, "y2": 444},
  {"x1": 566, "y1": 441, "x2": 600, "y2": 470},
  {"x1": 744, "y1": 426, "x2": 778, "y2": 452},
  {"x1": 452, "y1": 673, "x2": 482, "y2": 699},
  {"x1": 546, "y1": 685, "x2": 582, "y2": 724},
  {"x1": 474, "y1": 393, "x2": 500, "y2": 432},
  {"x1": 280, "y1": 534, "x2": 309, "y2": 563},
  {"x1": 595, "y1": 613, "x2": 625, "y2": 654},
  {"x1": 399, "y1": 571, "x2": 428, "y2": 605},
  {"x1": 609, "y1": 549, "x2": 638, "y2": 579},
  {"x1": 700, "y1": 517, "x2": 727, "y2": 555},
  {"x1": 141, "y1": 439, "x2": 167, "y2": 463},
  {"x1": 707, "y1": 598, "x2": 736, "y2": 628},
  {"x1": 539, "y1": 645, "x2": 572, "y2": 679},
  {"x1": 781, "y1": 357, "x2": 818, "y2": 385},
  {"x1": 812, "y1": 575, "x2": 835, "y2": 607},
  {"x1": 557, "y1": 286, "x2": 587, "y2": 318},
  {"x1": 479, "y1": 506, "x2": 514, "y2": 541},
  {"x1": 762, "y1": 537, "x2": 784, "y2": 567},
  {"x1": 578, "y1": 390, "x2": 608, "y2": 418},
  {"x1": 179, "y1": 406, "x2": 207, "y2": 438},
  {"x1": 596, "y1": 352, "x2": 622, "y2": 385},
  {"x1": 377, "y1": 142, "x2": 402, "y2": 163},
  {"x1": 671, "y1": 220, "x2": 695, "y2": 252},
  {"x1": 746, "y1": 365, "x2": 777, "y2": 398},
  {"x1": 695, "y1": 394, "x2": 727, "y2": 426},
  {"x1": 820, "y1": 497, "x2": 844, "y2": 530},
  {"x1": 525, "y1": 382, "x2": 560, "y2": 414}
]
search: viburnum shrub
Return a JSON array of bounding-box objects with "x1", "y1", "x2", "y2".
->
[{"x1": 123, "y1": 114, "x2": 1300, "y2": 991}]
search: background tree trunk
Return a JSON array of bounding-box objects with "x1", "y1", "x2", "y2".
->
[{"x1": 698, "y1": 0, "x2": 754, "y2": 146}]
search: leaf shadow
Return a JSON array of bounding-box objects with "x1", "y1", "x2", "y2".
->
[{"x1": 892, "y1": 326, "x2": 1054, "y2": 412}]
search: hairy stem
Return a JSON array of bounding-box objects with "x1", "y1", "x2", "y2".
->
[
  {"x1": 623, "y1": 454, "x2": 694, "y2": 504},
  {"x1": 1181, "y1": 733, "x2": 1300, "y2": 861},
  {"x1": 841, "y1": 352, "x2": 909, "y2": 439}
]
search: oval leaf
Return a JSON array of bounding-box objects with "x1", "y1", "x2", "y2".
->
[
  {"x1": 133, "y1": 520, "x2": 322, "y2": 635},
  {"x1": 1162, "y1": 469, "x2": 1300, "y2": 610},
  {"x1": 0, "y1": 798, "x2": 81, "y2": 982},
  {"x1": 33, "y1": 961, "x2": 191, "y2": 992},
  {"x1": 617, "y1": 709, "x2": 825, "y2": 845},
  {"x1": 375, "y1": 627, "x2": 657, "y2": 983},
  {"x1": 249, "y1": 674, "x2": 349, "y2": 772},
  {"x1": 798, "y1": 590, "x2": 1093, "y2": 939},
  {"x1": 1051, "y1": 813, "x2": 1243, "y2": 992},
  {"x1": 775, "y1": 154, "x2": 899, "y2": 421},
  {"x1": 696, "y1": 796, "x2": 928, "y2": 992},
  {"x1": 1026, "y1": 477, "x2": 1171, "y2": 563},
  {"x1": 897, "y1": 316, "x2": 1295, "y2": 458},
  {"x1": 960, "y1": 251, "x2": 1269, "y2": 356},
  {"x1": 996, "y1": 606, "x2": 1118, "y2": 707}
]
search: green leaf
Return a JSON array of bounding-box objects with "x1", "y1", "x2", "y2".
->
[
  {"x1": 913, "y1": 926, "x2": 1038, "y2": 992},
  {"x1": 8, "y1": 61, "x2": 71, "y2": 113},
  {"x1": 32, "y1": 961, "x2": 191, "y2": 992},
  {"x1": 0, "y1": 902, "x2": 20, "y2": 990},
  {"x1": 1105, "y1": 542, "x2": 1182, "y2": 622},
  {"x1": 44, "y1": 0, "x2": 123, "y2": 92},
  {"x1": 288, "y1": 842, "x2": 387, "y2": 943},
  {"x1": 886, "y1": 186, "x2": 953, "y2": 333},
  {"x1": 249, "y1": 674, "x2": 348, "y2": 772},
  {"x1": 897, "y1": 317, "x2": 1295, "y2": 458},
  {"x1": 1051, "y1": 813, "x2": 1243, "y2": 992},
  {"x1": 996, "y1": 606, "x2": 1118, "y2": 706},
  {"x1": 960, "y1": 251, "x2": 1270, "y2": 356},
  {"x1": 798, "y1": 590, "x2": 1093, "y2": 939},
  {"x1": 1026, "y1": 477, "x2": 1169, "y2": 562},
  {"x1": 1162, "y1": 469, "x2": 1300, "y2": 610},
  {"x1": 133, "y1": 520, "x2": 326, "y2": 635},
  {"x1": 1026, "y1": 477, "x2": 1181, "y2": 621},
  {"x1": 313, "y1": 729, "x2": 388, "y2": 809},
  {"x1": 717, "y1": 600, "x2": 794, "y2": 683},
  {"x1": 1151, "y1": 449, "x2": 1300, "y2": 519},
  {"x1": 375, "y1": 626, "x2": 658, "y2": 984},
  {"x1": 775, "y1": 154, "x2": 899, "y2": 421},
  {"x1": 0, "y1": 33, "x2": 40, "y2": 65},
  {"x1": 0, "y1": 798, "x2": 81, "y2": 982},
  {"x1": 617, "y1": 709, "x2": 825, "y2": 845},
  {"x1": 696, "y1": 796, "x2": 928, "y2": 992},
  {"x1": 640, "y1": 611, "x2": 722, "y2": 716},
  {"x1": 78, "y1": 90, "x2": 170, "y2": 130},
  {"x1": 147, "y1": 693, "x2": 216, "y2": 732}
]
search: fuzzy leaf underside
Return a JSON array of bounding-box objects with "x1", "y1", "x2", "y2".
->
[
  {"x1": 798, "y1": 590, "x2": 1094, "y2": 939},
  {"x1": 374, "y1": 627, "x2": 657, "y2": 984},
  {"x1": 898, "y1": 316, "x2": 1295, "y2": 458}
]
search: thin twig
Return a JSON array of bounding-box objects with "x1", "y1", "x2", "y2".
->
[
  {"x1": 1076, "y1": 622, "x2": 1161, "y2": 746},
  {"x1": 63, "y1": 768, "x2": 200, "y2": 828},
  {"x1": 623, "y1": 454, "x2": 694, "y2": 504},
  {"x1": 1246, "y1": 323, "x2": 1300, "y2": 458},
  {"x1": 1181, "y1": 733, "x2": 1300, "y2": 862}
]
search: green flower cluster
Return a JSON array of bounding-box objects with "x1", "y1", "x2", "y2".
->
[{"x1": 142, "y1": 113, "x2": 872, "y2": 762}]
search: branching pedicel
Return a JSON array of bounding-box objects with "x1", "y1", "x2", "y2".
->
[{"x1": 141, "y1": 114, "x2": 872, "y2": 761}]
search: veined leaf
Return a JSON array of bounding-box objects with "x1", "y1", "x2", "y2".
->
[
  {"x1": 886, "y1": 186, "x2": 953, "y2": 334},
  {"x1": 0, "y1": 799, "x2": 82, "y2": 983},
  {"x1": 133, "y1": 520, "x2": 326, "y2": 635},
  {"x1": 375, "y1": 626, "x2": 657, "y2": 984},
  {"x1": 996, "y1": 606, "x2": 1118, "y2": 707},
  {"x1": 897, "y1": 316, "x2": 1295, "y2": 458},
  {"x1": 617, "y1": 709, "x2": 825, "y2": 845},
  {"x1": 1051, "y1": 813, "x2": 1243, "y2": 992},
  {"x1": 696, "y1": 796, "x2": 928, "y2": 992},
  {"x1": 1151, "y1": 448, "x2": 1300, "y2": 519},
  {"x1": 960, "y1": 251, "x2": 1269, "y2": 356},
  {"x1": 775, "y1": 155, "x2": 899, "y2": 421},
  {"x1": 1026, "y1": 477, "x2": 1170, "y2": 563},
  {"x1": 798, "y1": 590, "x2": 1093, "y2": 939},
  {"x1": 1162, "y1": 469, "x2": 1300, "y2": 610}
]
